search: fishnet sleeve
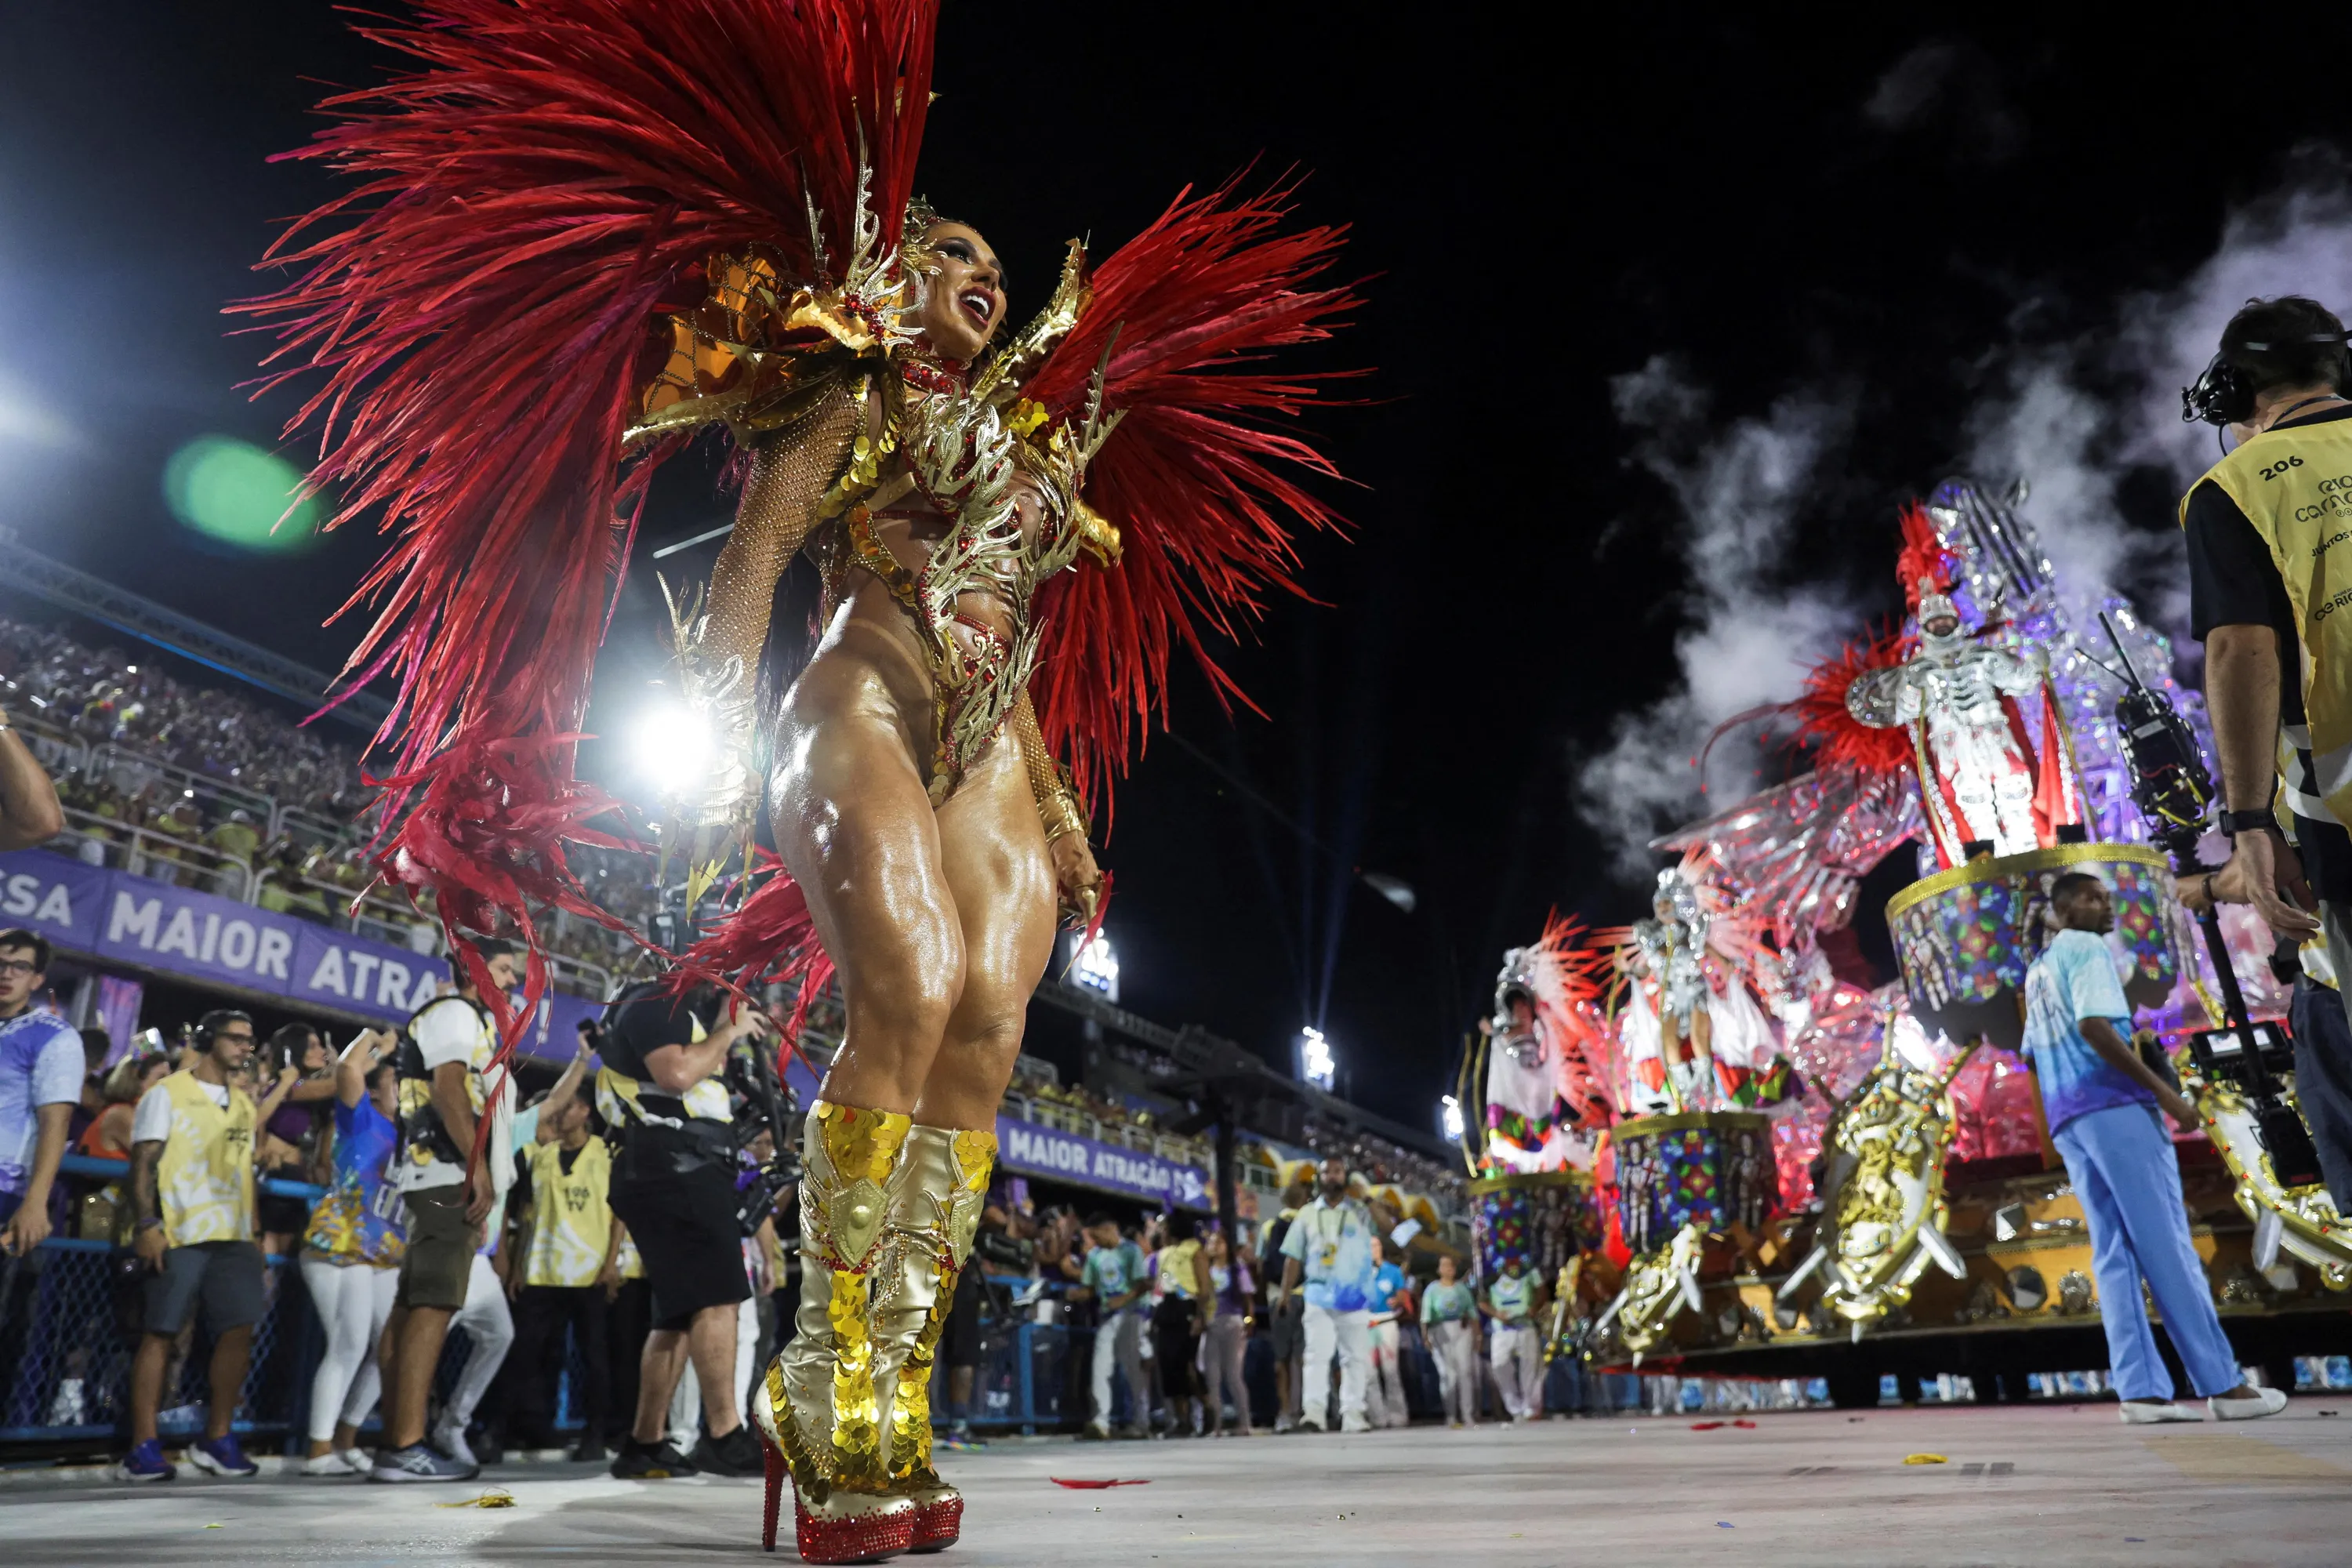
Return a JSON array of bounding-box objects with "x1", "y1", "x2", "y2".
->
[
  {"x1": 1011, "y1": 691, "x2": 1085, "y2": 843},
  {"x1": 701, "y1": 385, "x2": 864, "y2": 684}
]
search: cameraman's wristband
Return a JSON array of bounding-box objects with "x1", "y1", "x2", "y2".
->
[{"x1": 2220, "y1": 807, "x2": 2278, "y2": 836}]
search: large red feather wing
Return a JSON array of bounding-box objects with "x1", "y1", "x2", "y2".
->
[
  {"x1": 1019, "y1": 181, "x2": 1359, "y2": 811},
  {"x1": 234, "y1": 0, "x2": 937, "y2": 1031}
]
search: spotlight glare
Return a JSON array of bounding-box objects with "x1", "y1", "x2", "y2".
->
[
  {"x1": 1439, "y1": 1094, "x2": 1465, "y2": 1142},
  {"x1": 1072, "y1": 931, "x2": 1120, "y2": 1000},
  {"x1": 632, "y1": 702, "x2": 714, "y2": 798},
  {"x1": 1297, "y1": 1025, "x2": 1337, "y2": 1091}
]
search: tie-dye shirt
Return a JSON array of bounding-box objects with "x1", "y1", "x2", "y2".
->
[{"x1": 302, "y1": 1097, "x2": 405, "y2": 1267}]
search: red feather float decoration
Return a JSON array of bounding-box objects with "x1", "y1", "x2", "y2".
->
[
  {"x1": 1020, "y1": 179, "x2": 1360, "y2": 814},
  {"x1": 1785, "y1": 624, "x2": 1915, "y2": 779},
  {"x1": 234, "y1": 0, "x2": 938, "y2": 1040}
]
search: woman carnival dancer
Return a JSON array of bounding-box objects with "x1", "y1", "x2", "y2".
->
[{"x1": 242, "y1": 2, "x2": 1355, "y2": 1559}]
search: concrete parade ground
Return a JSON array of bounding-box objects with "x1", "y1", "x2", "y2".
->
[{"x1": 3, "y1": 1400, "x2": 2349, "y2": 1567}]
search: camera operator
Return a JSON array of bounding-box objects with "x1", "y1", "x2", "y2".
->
[
  {"x1": 597, "y1": 981, "x2": 771, "y2": 1479},
  {"x1": 2180, "y1": 293, "x2": 2352, "y2": 1189}
]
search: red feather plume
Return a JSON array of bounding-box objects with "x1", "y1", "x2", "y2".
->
[
  {"x1": 1895, "y1": 500, "x2": 1957, "y2": 610},
  {"x1": 1787, "y1": 625, "x2": 1915, "y2": 778},
  {"x1": 1021, "y1": 179, "x2": 1360, "y2": 813},
  {"x1": 234, "y1": 0, "x2": 938, "y2": 1037}
]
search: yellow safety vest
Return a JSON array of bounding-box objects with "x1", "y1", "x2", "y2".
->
[
  {"x1": 154, "y1": 1070, "x2": 256, "y2": 1247},
  {"x1": 2185, "y1": 418, "x2": 2352, "y2": 824},
  {"x1": 522, "y1": 1135, "x2": 613, "y2": 1288}
]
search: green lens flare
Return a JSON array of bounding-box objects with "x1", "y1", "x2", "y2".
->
[{"x1": 162, "y1": 437, "x2": 318, "y2": 552}]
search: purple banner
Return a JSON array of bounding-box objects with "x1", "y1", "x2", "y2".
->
[
  {"x1": 994, "y1": 1110, "x2": 1210, "y2": 1210},
  {"x1": 0, "y1": 849, "x2": 596, "y2": 1061}
]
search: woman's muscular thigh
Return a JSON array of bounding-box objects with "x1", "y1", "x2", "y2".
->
[
  {"x1": 913, "y1": 731, "x2": 1059, "y2": 1129},
  {"x1": 770, "y1": 641, "x2": 964, "y2": 1112}
]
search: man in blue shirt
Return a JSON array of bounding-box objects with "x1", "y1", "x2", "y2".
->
[
  {"x1": 2023, "y1": 873, "x2": 2284, "y2": 1423},
  {"x1": 0, "y1": 930, "x2": 82, "y2": 1258},
  {"x1": 1073, "y1": 1214, "x2": 1148, "y2": 1438},
  {"x1": 1279, "y1": 1156, "x2": 1378, "y2": 1433}
]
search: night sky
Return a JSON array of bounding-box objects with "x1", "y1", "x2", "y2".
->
[{"x1": 8, "y1": 8, "x2": 2352, "y2": 1133}]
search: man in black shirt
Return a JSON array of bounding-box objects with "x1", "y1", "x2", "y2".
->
[
  {"x1": 597, "y1": 984, "x2": 771, "y2": 1479},
  {"x1": 2181, "y1": 293, "x2": 2352, "y2": 1200}
]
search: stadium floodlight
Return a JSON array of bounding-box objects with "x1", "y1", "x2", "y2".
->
[
  {"x1": 1439, "y1": 1094, "x2": 1465, "y2": 1142},
  {"x1": 1070, "y1": 930, "x2": 1119, "y2": 1000},
  {"x1": 1297, "y1": 1025, "x2": 1337, "y2": 1091},
  {"x1": 630, "y1": 699, "x2": 714, "y2": 798}
]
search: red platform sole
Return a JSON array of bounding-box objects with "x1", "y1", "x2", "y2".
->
[
  {"x1": 909, "y1": 1495, "x2": 962, "y2": 1552},
  {"x1": 761, "y1": 1437, "x2": 916, "y2": 1563}
]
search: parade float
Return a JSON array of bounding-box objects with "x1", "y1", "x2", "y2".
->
[{"x1": 1464, "y1": 478, "x2": 2352, "y2": 1399}]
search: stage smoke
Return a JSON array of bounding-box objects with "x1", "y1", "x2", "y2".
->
[{"x1": 1573, "y1": 358, "x2": 1856, "y2": 878}]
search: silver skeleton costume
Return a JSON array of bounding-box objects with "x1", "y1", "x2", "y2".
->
[{"x1": 1844, "y1": 583, "x2": 2049, "y2": 861}]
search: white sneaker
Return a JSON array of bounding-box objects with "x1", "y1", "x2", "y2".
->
[
  {"x1": 302, "y1": 1452, "x2": 354, "y2": 1475},
  {"x1": 2209, "y1": 1388, "x2": 2290, "y2": 1421},
  {"x1": 337, "y1": 1448, "x2": 372, "y2": 1475},
  {"x1": 432, "y1": 1421, "x2": 478, "y2": 1468},
  {"x1": 1340, "y1": 1415, "x2": 1372, "y2": 1434},
  {"x1": 2118, "y1": 1401, "x2": 2201, "y2": 1424}
]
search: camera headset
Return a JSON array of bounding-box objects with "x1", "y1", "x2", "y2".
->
[
  {"x1": 2180, "y1": 328, "x2": 2352, "y2": 431},
  {"x1": 191, "y1": 1008, "x2": 252, "y2": 1055}
]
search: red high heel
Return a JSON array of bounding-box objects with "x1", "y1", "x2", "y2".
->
[{"x1": 764, "y1": 1443, "x2": 786, "y2": 1553}]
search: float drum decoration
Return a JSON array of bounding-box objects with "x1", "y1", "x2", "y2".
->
[
  {"x1": 1595, "y1": 1107, "x2": 1774, "y2": 1356},
  {"x1": 1838, "y1": 503, "x2": 2085, "y2": 869},
  {"x1": 1885, "y1": 845, "x2": 2184, "y2": 1056}
]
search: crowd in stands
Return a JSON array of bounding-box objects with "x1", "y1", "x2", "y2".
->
[
  {"x1": 0, "y1": 612, "x2": 660, "y2": 967},
  {"x1": 0, "y1": 615, "x2": 366, "y2": 822}
]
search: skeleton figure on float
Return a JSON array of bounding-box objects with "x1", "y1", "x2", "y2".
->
[
  {"x1": 1842, "y1": 504, "x2": 2080, "y2": 866},
  {"x1": 1476, "y1": 915, "x2": 1611, "y2": 1172},
  {"x1": 1609, "y1": 857, "x2": 1785, "y2": 1116}
]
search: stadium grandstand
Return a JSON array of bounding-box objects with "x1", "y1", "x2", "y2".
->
[{"x1": 0, "y1": 606, "x2": 1465, "y2": 1210}]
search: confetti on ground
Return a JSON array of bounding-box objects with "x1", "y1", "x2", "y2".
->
[
  {"x1": 1692, "y1": 1421, "x2": 1726, "y2": 1430},
  {"x1": 1902, "y1": 1454, "x2": 1949, "y2": 1465},
  {"x1": 1717, "y1": 1521, "x2": 1735, "y2": 1528},
  {"x1": 203, "y1": 1523, "x2": 223, "y2": 1530},
  {"x1": 435, "y1": 1489, "x2": 516, "y2": 1508},
  {"x1": 1049, "y1": 1478, "x2": 1150, "y2": 1490}
]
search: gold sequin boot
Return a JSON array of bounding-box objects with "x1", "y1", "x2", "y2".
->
[
  {"x1": 869, "y1": 1125, "x2": 996, "y2": 1553},
  {"x1": 754, "y1": 1102, "x2": 916, "y2": 1563}
]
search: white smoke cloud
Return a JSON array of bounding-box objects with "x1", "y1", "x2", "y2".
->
[
  {"x1": 1962, "y1": 161, "x2": 2352, "y2": 649},
  {"x1": 2123, "y1": 168, "x2": 2352, "y2": 483},
  {"x1": 1573, "y1": 359, "x2": 1856, "y2": 877},
  {"x1": 1576, "y1": 162, "x2": 2352, "y2": 879}
]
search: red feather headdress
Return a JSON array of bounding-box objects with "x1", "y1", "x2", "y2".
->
[
  {"x1": 1895, "y1": 499, "x2": 1958, "y2": 612},
  {"x1": 236, "y1": 0, "x2": 938, "y2": 1029}
]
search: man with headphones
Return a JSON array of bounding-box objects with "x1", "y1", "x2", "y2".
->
[
  {"x1": 2181, "y1": 293, "x2": 2352, "y2": 1200},
  {"x1": 119, "y1": 1010, "x2": 271, "y2": 1482}
]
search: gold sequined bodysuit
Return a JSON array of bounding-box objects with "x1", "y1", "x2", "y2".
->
[{"x1": 630, "y1": 242, "x2": 1111, "y2": 833}]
